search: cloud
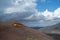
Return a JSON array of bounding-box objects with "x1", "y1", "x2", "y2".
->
[
  {"x1": 4, "y1": 0, "x2": 37, "y2": 13},
  {"x1": 54, "y1": 8, "x2": 60, "y2": 18},
  {"x1": 42, "y1": 9, "x2": 54, "y2": 20},
  {"x1": 4, "y1": 0, "x2": 60, "y2": 21},
  {"x1": 3, "y1": 0, "x2": 37, "y2": 21},
  {"x1": 23, "y1": 7, "x2": 60, "y2": 27},
  {"x1": 24, "y1": 7, "x2": 60, "y2": 21},
  {"x1": 0, "y1": 0, "x2": 12, "y2": 11},
  {"x1": 0, "y1": 0, "x2": 60, "y2": 26}
]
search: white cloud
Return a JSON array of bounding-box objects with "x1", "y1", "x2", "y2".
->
[
  {"x1": 3, "y1": 0, "x2": 37, "y2": 21},
  {"x1": 24, "y1": 7, "x2": 60, "y2": 21},
  {"x1": 24, "y1": 14, "x2": 34, "y2": 20},
  {"x1": 42, "y1": 9, "x2": 54, "y2": 20},
  {"x1": 23, "y1": 8, "x2": 60, "y2": 27},
  {"x1": 4, "y1": 0, "x2": 37, "y2": 14},
  {"x1": 54, "y1": 8, "x2": 60, "y2": 18}
]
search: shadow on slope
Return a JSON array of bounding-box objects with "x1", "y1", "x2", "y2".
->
[{"x1": 46, "y1": 33, "x2": 60, "y2": 40}]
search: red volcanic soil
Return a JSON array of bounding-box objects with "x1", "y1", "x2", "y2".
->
[
  {"x1": 0, "y1": 21, "x2": 54, "y2": 40},
  {"x1": 0, "y1": 26, "x2": 22, "y2": 40}
]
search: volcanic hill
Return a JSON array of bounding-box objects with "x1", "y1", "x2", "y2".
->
[{"x1": 0, "y1": 20, "x2": 53, "y2": 40}]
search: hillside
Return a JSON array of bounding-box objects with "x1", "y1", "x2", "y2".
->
[
  {"x1": 38, "y1": 23, "x2": 60, "y2": 40},
  {"x1": 0, "y1": 20, "x2": 53, "y2": 40},
  {"x1": 39, "y1": 23, "x2": 60, "y2": 34}
]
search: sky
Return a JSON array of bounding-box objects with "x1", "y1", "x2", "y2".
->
[
  {"x1": 0, "y1": 0, "x2": 60, "y2": 27},
  {"x1": 37, "y1": 0, "x2": 60, "y2": 11}
]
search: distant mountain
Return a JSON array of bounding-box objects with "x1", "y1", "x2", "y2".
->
[
  {"x1": 0, "y1": 20, "x2": 53, "y2": 40},
  {"x1": 30, "y1": 27, "x2": 44, "y2": 30},
  {"x1": 38, "y1": 23, "x2": 60, "y2": 40},
  {"x1": 39, "y1": 23, "x2": 60, "y2": 34}
]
